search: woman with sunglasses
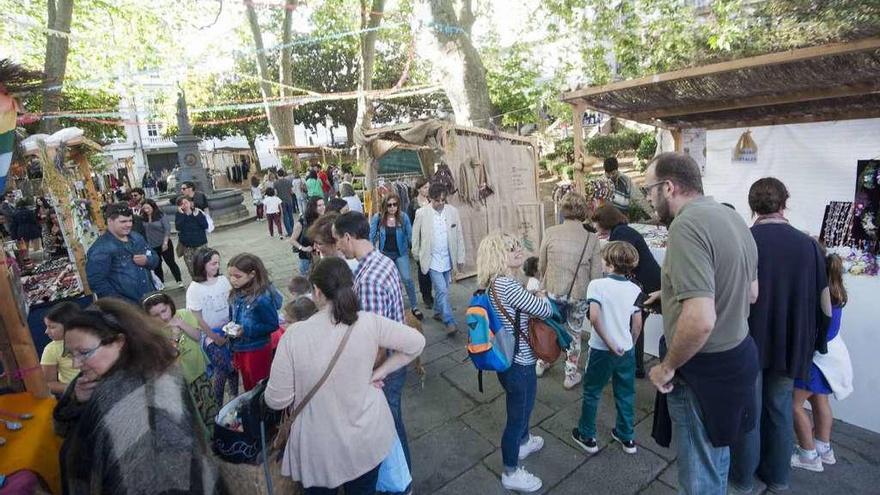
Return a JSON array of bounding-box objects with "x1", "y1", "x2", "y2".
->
[
  {"x1": 476, "y1": 233, "x2": 553, "y2": 493},
  {"x1": 53, "y1": 299, "x2": 223, "y2": 494},
  {"x1": 369, "y1": 192, "x2": 423, "y2": 320}
]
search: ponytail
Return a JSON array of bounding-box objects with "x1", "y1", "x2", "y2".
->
[
  {"x1": 310, "y1": 257, "x2": 361, "y2": 325},
  {"x1": 331, "y1": 286, "x2": 360, "y2": 325}
]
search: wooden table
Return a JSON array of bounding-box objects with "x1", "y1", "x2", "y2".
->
[{"x1": 0, "y1": 393, "x2": 62, "y2": 494}]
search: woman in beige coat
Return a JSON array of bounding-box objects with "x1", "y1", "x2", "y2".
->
[
  {"x1": 537, "y1": 191, "x2": 603, "y2": 389},
  {"x1": 265, "y1": 257, "x2": 426, "y2": 494}
]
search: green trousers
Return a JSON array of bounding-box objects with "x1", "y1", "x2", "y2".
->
[{"x1": 577, "y1": 347, "x2": 636, "y2": 441}]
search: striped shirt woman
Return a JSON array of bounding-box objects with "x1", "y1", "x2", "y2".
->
[{"x1": 477, "y1": 232, "x2": 552, "y2": 493}]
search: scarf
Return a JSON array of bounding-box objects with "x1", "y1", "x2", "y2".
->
[{"x1": 54, "y1": 369, "x2": 223, "y2": 495}]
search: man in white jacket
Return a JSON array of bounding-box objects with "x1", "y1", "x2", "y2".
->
[{"x1": 412, "y1": 183, "x2": 466, "y2": 335}]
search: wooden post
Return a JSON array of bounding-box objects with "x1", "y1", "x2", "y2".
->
[
  {"x1": 572, "y1": 102, "x2": 586, "y2": 194},
  {"x1": 672, "y1": 128, "x2": 683, "y2": 152},
  {"x1": 73, "y1": 151, "x2": 106, "y2": 231},
  {"x1": 0, "y1": 252, "x2": 49, "y2": 398}
]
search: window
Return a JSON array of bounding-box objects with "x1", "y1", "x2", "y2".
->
[{"x1": 146, "y1": 123, "x2": 160, "y2": 137}]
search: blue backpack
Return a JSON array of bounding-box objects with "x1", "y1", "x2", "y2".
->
[{"x1": 466, "y1": 286, "x2": 519, "y2": 392}]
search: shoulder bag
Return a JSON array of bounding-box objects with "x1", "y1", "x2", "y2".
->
[
  {"x1": 271, "y1": 323, "x2": 355, "y2": 451},
  {"x1": 526, "y1": 236, "x2": 592, "y2": 363},
  {"x1": 557, "y1": 234, "x2": 593, "y2": 319}
]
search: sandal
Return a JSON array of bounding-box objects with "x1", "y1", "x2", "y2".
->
[{"x1": 411, "y1": 308, "x2": 424, "y2": 321}]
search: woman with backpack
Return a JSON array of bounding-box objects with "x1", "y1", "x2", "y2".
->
[{"x1": 476, "y1": 232, "x2": 553, "y2": 493}]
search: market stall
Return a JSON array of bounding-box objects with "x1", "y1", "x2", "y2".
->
[
  {"x1": 18, "y1": 128, "x2": 105, "y2": 353},
  {"x1": 561, "y1": 37, "x2": 880, "y2": 433},
  {"x1": 359, "y1": 120, "x2": 542, "y2": 278}
]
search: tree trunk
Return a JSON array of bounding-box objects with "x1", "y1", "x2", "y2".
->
[
  {"x1": 277, "y1": 0, "x2": 298, "y2": 164},
  {"x1": 421, "y1": 0, "x2": 493, "y2": 128},
  {"x1": 40, "y1": 0, "x2": 75, "y2": 134},
  {"x1": 355, "y1": 0, "x2": 385, "y2": 132},
  {"x1": 357, "y1": 0, "x2": 386, "y2": 190},
  {"x1": 345, "y1": 123, "x2": 355, "y2": 146},
  {"x1": 245, "y1": 133, "x2": 261, "y2": 170},
  {"x1": 244, "y1": 1, "x2": 297, "y2": 153}
]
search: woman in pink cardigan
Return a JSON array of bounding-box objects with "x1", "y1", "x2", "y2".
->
[{"x1": 265, "y1": 257, "x2": 425, "y2": 494}]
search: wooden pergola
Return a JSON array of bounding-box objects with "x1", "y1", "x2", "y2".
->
[{"x1": 561, "y1": 37, "x2": 880, "y2": 190}]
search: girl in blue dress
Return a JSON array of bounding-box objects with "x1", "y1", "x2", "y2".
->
[{"x1": 791, "y1": 253, "x2": 849, "y2": 472}]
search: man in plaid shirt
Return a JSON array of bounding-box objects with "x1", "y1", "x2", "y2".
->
[{"x1": 333, "y1": 211, "x2": 411, "y2": 488}]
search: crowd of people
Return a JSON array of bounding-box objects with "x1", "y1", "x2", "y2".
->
[{"x1": 39, "y1": 152, "x2": 851, "y2": 494}]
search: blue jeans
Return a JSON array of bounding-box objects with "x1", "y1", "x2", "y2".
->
[
  {"x1": 281, "y1": 201, "x2": 295, "y2": 237},
  {"x1": 298, "y1": 258, "x2": 311, "y2": 276},
  {"x1": 497, "y1": 363, "x2": 537, "y2": 469},
  {"x1": 730, "y1": 370, "x2": 794, "y2": 492},
  {"x1": 667, "y1": 379, "x2": 730, "y2": 495},
  {"x1": 303, "y1": 463, "x2": 380, "y2": 494},
  {"x1": 429, "y1": 269, "x2": 454, "y2": 325},
  {"x1": 296, "y1": 196, "x2": 307, "y2": 219},
  {"x1": 389, "y1": 255, "x2": 418, "y2": 309},
  {"x1": 383, "y1": 367, "x2": 411, "y2": 474}
]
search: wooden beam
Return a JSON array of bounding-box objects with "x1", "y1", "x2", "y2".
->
[
  {"x1": 629, "y1": 82, "x2": 880, "y2": 121},
  {"x1": 0, "y1": 251, "x2": 49, "y2": 398},
  {"x1": 73, "y1": 151, "x2": 106, "y2": 231},
  {"x1": 572, "y1": 103, "x2": 586, "y2": 195},
  {"x1": 672, "y1": 129, "x2": 683, "y2": 152},
  {"x1": 694, "y1": 107, "x2": 880, "y2": 130},
  {"x1": 561, "y1": 37, "x2": 880, "y2": 102}
]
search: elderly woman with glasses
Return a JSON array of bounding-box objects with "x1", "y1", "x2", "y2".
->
[
  {"x1": 369, "y1": 192, "x2": 423, "y2": 320},
  {"x1": 53, "y1": 299, "x2": 223, "y2": 495}
]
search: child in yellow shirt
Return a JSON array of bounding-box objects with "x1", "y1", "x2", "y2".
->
[{"x1": 40, "y1": 301, "x2": 81, "y2": 395}]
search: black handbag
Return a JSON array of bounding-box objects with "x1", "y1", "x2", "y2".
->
[{"x1": 212, "y1": 380, "x2": 283, "y2": 464}]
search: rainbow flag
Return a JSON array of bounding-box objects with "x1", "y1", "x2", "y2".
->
[{"x1": 0, "y1": 93, "x2": 17, "y2": 193}]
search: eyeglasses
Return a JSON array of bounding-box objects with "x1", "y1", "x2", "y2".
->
[
  {"x1": 640, "y1": 180, "x2": 669, "y2": 196},
  {"x1": 387, "y1": 202, "x2": 399, "y2": 207},
  {"x1": 63, "y1": 344, "x2": 102, "y2": 363}
]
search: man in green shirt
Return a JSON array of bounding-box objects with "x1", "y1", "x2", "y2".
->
[{"x1": 644, "y1": 152, "x2": 759, "y2": 494}]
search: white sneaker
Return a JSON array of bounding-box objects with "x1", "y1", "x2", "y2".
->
[
  {"x1": 518, "y1": 434, "x2": 544, "y2": 460},
  {"x1": 791, "y1": 451, "x2": 824, "y2": 472},
  {"x1": 563, "y1": 371, "x2": 582, "y2": 389},
  {"x1": 819, "y1": 447, "x2": 837, "y2": 465},
  {"x1": 535, "y1": 360, "x2": 550, "y2": 377},
  {"x1": 501, "y1": 467, "x2": 542, "y2": 492}
]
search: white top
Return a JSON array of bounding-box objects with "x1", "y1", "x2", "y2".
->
[
  {"x1": 343, "y1": 195, "x2": 363, "y2": 213},
  {"x1": 430, "y1": 207, "x2": 451, "y2": 272},
  {"x1": 291, "y1": 177, "x2": 307, "y2": 199},
  {"x1": 263, "y1": 196, "x2": 284, "y2": 215},
  {"x1": 251, "y1": 186, "x2": 264, "y2": 202},
  {"x1": 186, "y1": 276, "x2": 232, "y2": 329},
  {"x1": 526, "y1": 277, "x2": 541, "y2": 292},
  {"x1": 585, "y1": 275, "x2": 641, "y2": 352}
]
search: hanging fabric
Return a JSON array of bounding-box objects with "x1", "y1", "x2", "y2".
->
[{"x1": 430, "y1": 162, "x2": 457, "y2": 195}]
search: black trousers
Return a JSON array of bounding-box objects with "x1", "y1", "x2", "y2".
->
[
  {"x1": 153, "y1": 240, "x2": 182, "y2": 283},
  {"x1": 303, "y1": 463, "x2": 380, "y2": 495},
  {"x1": 416, "y1": 262, "x2": 433, "y2": 305},
  {"x1": 635, "y1": 309, "x2": 647, "y2": 375}
]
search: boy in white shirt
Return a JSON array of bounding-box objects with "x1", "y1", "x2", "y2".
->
[{"x1": 572, "y1": 241, "x2": 643, "y2": 455}]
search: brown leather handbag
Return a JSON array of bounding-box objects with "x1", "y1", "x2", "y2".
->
[{"x1": 528, "y1": 318, "x2": 562, "y2": 364}]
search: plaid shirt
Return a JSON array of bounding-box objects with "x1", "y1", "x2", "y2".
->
[{"x1": 354, "y1": 249, "x2": 405, "y2": 323}]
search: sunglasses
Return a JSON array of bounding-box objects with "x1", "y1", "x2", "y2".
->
[{"x1": 387, "y1": 202, "x2": 399, "y2": 207}]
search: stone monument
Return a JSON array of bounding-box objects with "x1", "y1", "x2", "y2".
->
[{"x1": 165, "y1": 90, "x2": 249, "y2": 225}]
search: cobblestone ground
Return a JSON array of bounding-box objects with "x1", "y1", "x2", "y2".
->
[{"x1": 169, "y1": 217, "x2": 880, "y2": 494}]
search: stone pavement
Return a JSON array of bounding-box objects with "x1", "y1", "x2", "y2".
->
[{"x1": 170, "y1": 217, "x2": 880, "y2": 494}]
